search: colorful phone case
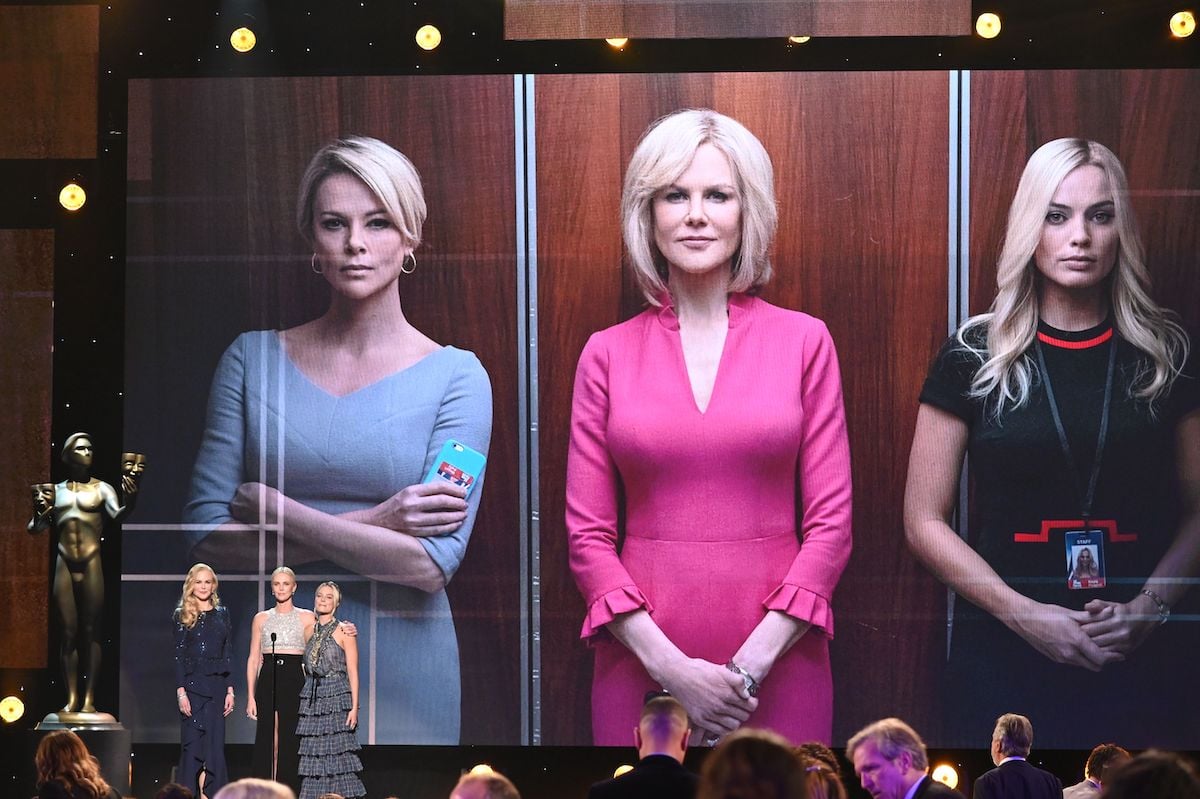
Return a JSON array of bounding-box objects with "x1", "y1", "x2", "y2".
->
[{"x1": 424, "y1": 439, "x2": 487, "y2": 497}]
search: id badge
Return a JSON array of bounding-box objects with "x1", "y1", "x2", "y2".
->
[{"x1": 1065, "y1": 530, "x2": 1106, "y2": 590}]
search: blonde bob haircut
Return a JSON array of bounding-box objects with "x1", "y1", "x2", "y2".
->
[
  {"x1": 621, "y1": 109, "x2": 778, "y2": 306},
  {"x1": 296, "y1": 135, "x2": 427, "y2": 250},
  {"x1": 960, "y1": 138, "x2": 1188, "y2": 413}
]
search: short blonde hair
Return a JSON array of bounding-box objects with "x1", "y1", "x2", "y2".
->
[
  {"x1": 621, "y1": 109, "x2": 778, "y2": 305},
  {"x1": 296, "y1": 136, "x2": 427, "y2": 249},
  {"x1": 212, "y1": 778, "x2": 296, "y2": 799}
]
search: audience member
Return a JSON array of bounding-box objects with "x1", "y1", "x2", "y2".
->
[
  {"x1": 974, "y1": 714, "x2": 1061, "y2": 799},
  {"x1": 1101, "y1": 751, "x2": 1200, "y2": 799},
  {"x1": 34, "y1": 730, "x2": 121, "y2": 799},
  {"x1": 1064, "y1": 744, "x2": 1130, "y2": 799},
  {"x1": 588, "y1": 694, "x2": 698, "y2": 799},
  {"x1": 801, "y1": 760, "x2": 847, "y2": 799},
  {"x1": 697, "y1": 728, "x2": 806, "y2": 799},
  {"x1": 847, "y1": 717, "x2": 963, "y2": 799},
  {"x1": 450, "y1": 770, "x2": 522, "y2": 799},
  {"x1": 211, "y1": 778, "x2": 295, "y2": 799},
  {"x1": 155, "y1": 784, "x2": 196, "y2": 799},
  {"x1": 794, "y1": 743, "x2": 840, "y2": 774}
]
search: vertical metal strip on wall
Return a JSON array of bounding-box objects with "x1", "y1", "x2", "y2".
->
[
  {"x1": 525, "y1": 72, "x2": 543, "y2": 747},
  {"x1": 514, "y1": 73, "x2": 541, "y2": 745},
  {"x1": 947, "y1": 70, "x2": 972, "y2": 659}
]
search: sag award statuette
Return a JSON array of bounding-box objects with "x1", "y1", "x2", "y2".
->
[{"x1": 28, "y1": 433, "x2": 145, "y2": 727}]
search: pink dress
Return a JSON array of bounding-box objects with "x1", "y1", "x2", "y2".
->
[{"x1": 567, "y1": 293, "x2": 853, "y2": 745}]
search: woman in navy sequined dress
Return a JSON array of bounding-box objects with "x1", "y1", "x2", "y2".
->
[
  {"x1": 174, "y1": 563, "x2": 234, "y2": 799},
  {"x1": 297, "y1": 581, "x2": 364, "y2": 799}
]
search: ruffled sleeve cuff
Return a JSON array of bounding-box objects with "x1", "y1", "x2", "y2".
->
[
  {"x1": 580, "y1": 585, "x2": 653, "y2": 640},
  {"x1": 763, "y1": 583, "x2": 834, "y2": 638}
]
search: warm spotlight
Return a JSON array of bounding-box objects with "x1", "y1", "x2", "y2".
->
[
  {"x1": 613, "y1": 765, "x2": 634, "y2": 778},
  {"x1": 0, "y1": 695, "x2": 24, "y2": 723},
  {"x1": 230, "y1": 27, "x2": 256, "y2": 53},
  {"x1": 416, "y1": 24, "x2": 442, "y2": 50},
  {"x1": 605, "y1": 37, "x2": 629, "y2": 48},
  {"x1": 932, "y1": 764, "x2": 960, "y2": 790},
  {"x1": 469, "y1": 764, "x2": 494, "y2": 776},
  {"x1": 788, "y1": 35, "x2": 812, "y2": 44},
  {"x1": 1170, "y1": 11, "x2": 1196, "y2": 37},
  {"x1": 59, "y1": 183, "x2": 86, "y2": 211},
  {"x1": 975, "y1": 12, "x2": 1001, "y2": 38}
]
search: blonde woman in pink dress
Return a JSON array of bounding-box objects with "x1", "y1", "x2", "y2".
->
[{"x1": 567, "y1": 109, "x2": 853, "y2": 746}]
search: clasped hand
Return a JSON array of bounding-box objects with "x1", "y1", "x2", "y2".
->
[
  {"x1": 231, "y1": 481, "x2": 467, "y2": 537},
  {"x1": 661, "y1": 657, "x2": 757, "y2": 739},
  {"x1": 1012, "y1": 595, "x2": 1158, "y2": 672}
]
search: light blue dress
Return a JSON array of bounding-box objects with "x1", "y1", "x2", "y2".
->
[{"x1": 183, "y1": 331, "x2": 492, "y2": 743}]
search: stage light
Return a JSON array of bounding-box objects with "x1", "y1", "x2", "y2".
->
[
  {"x1": 0, "y1": 695, "x2": 24, "y2": 723},
  {"x1": 605, "y1": 38, "x2": 628, "y2": 48},
  {"x1": 1170, "y1": 11, "x2": 1196, "y2": 37},
  {"x1": 59, "y1": 182, "x2": 86, "y2": 211},
  {"x1": 613, "y1": 765, "x2": 634, "y2": 777},
  {"x1": 416, "y1": 24, "x2": 442, "y2": 50},
  {"x1": 975, "y1": 13, "x2": 1001, "y2": 39},
  {"x1": 932, "y1": 764, "x2": 960, "y2": 789},
  {"x1": 469, "y1": 764, "x2": 494, "y2": 776},
  {"x1": 230, "y1": 27, "x2": 256, "y2": 53},
  {"x1": 788, "y1": 35, "x2": 811, "y2": 44}
]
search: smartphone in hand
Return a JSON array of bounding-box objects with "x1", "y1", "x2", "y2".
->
[{"x1": 424, "y1": 440, "x2": 486, "y2": 498}]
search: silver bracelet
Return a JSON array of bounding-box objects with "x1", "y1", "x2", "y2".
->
[
  {"x1": 725, "y1": 661, "x2": 761, "y2": 697},
  {"x1": 1140, "y1": 588, "x2": 1170, "y2": 625}
]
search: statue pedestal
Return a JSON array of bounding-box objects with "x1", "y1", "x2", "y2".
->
[{"x1": 28, "y1": 721, "x2": 132, "y2": 796}]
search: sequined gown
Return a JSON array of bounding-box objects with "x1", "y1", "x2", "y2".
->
[
  {"x1": 174, "y1": 605, "x2": 233, "y2": 796},
  {"x1": 297, "y1": 620, "x2": 364, "y2": 799}
]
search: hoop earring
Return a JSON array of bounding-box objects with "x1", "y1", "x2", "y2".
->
[
  {"x1": 311, "y1": 254, "x2": 323, "y2": 275},
  {"x1": 400, "y1": 253, "x2": 417, "y2": 275}
]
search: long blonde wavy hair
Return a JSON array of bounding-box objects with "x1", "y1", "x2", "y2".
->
[
  {"x1": 959, "y1": 138, "x2": 1189, "y2": 415},
  {"x1": 176, "y1": 562, "x2": 221, "y2": 628}
]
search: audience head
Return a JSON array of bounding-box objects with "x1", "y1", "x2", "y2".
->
[
  {"x1": 697, "y1": 728, "x2": 807, "y2": 799},
  {"x1": 990, "y1": 713, "x2": 1034, "y2": 763},
  {"x1": 316, "y1": 794, "x2": 345, "y2": 799},
  {"x1": 154, "y1": 783, "x2": 196, "y2": 799},
  {"x1": 1085, "y1": 743, "x2": 1131, "y2": 785},
  {"x1": 794, "y1": 742, "x2": 840, "y2": 773},
  {"x1": 35, "y1": 729, "x2": 112, "y2": 798},
  {"x1": 801, "y1": 760, "x2": 847, "y2": 799},
  {"x1": 212, "y1": 778, "x2": 296, "y2": 799},
  {"x1": 450, "y1": 769, "x2": 522, "y2": 799},
  {"x1": 636, "y1": 692, "x2": 691, "y2": 761},
  {"x1": 1100, "y1": 750, "x2": 1200, "y2": 799},
  {"x1": 846, "y1": 718, "x2": 929, "y2": 799}
]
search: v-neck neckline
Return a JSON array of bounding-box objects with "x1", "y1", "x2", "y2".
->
[
  {"x1": 274, "y1": 331, "x2": 449, "y2": 399},
  {"x1": 655, "y1": 293, "x2": 755, "y2": 416}
]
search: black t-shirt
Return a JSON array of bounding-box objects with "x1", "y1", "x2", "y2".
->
[
  {"x1": 920, "y1": 318, "x2": 1200, "y2": 610},
  {"x1": 918, "y1": 318, "x2": 1200, "y2": 747}
]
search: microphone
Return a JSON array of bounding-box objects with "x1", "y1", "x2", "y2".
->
[{"x1": 270, "y1": 632, "x2": 277, "y2": 644}]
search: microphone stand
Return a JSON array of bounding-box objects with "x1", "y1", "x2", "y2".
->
[{"x1": 270, "y1": 631, "x2": 278, "y2": 781}]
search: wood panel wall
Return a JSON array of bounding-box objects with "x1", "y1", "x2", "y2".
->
[
  {"x1": 535, "y1": 72, "x2": 951, "y2": 744},
  {"x1": 505, "y1": 0, "x2": 968, "y2": 39},
  {"x1": 970, "y1": 71, "x2": 1200, "y2": 333},
  {"x1": 0, "y1": 229, "x2": 54, "y2": 669},
  {"x1": 0, "y1": 5, "x2": 97, "y2": 158},
  {"x1": 123, "y1": 76, "x2": 521, "y2": 743}
]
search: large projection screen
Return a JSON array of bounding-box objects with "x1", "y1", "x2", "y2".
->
[{"x1": 123, "y1": 70, "x2": 1200, "y2": 748}]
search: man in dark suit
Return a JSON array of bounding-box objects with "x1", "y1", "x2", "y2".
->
[
  {"x1": 588, "y1": 694, "x2": 698, "y2": 799},
  {"x1": 973, "y1": 713, "x2": 1062, "y2": 799},
  {"x1": 847, "y1": 717, "x2": 965, "y2": 799}
]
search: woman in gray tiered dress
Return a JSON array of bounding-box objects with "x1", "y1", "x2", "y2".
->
[{"x1": 297, "y1": 581, "x2": 363, "y2": 799}]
